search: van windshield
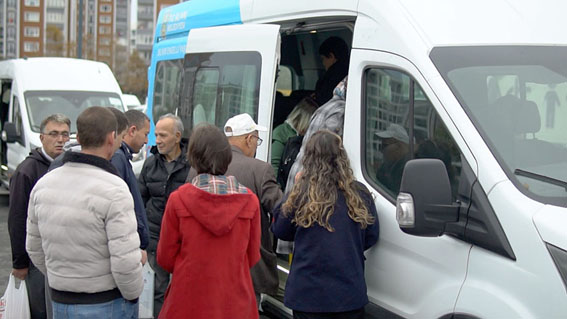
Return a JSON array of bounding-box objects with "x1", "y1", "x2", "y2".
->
[
  {"x1": 431, "y1": 46, "x2": 567, "y2": 206},
  {"x1": 24, "y1": 91, "x2": 124, "y2": 133}
]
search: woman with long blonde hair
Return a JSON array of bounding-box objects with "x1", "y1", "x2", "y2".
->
[{"x1": 271, "y1": 130, "x2": 379, "y2": 319}]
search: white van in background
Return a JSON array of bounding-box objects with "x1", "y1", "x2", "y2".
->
[{"x1": 0, "y1": 57, "x2": 144, "y2": 185}]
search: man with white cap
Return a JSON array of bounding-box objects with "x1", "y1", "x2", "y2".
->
[
  {"x1": 375, "y1": 123, "x2": 411, "y2": 195},
  {"x1": 187, "y1": 113, "x2": 282, "y2": 310}
]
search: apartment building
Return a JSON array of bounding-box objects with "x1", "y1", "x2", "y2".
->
[
  {"x1": 1, "y1": 0, "x2": 18, "y2": 58},
  {"x1": 136, "y1": 0, "x2": 181, "y2": 65},
  {"x1": 1, "y1": 0, "x2": 131, "y2": 71}
]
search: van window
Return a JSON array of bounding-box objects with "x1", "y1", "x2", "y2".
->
[
  {"x1": 364, "y1": 68, "x2": 462, "y2": 199},
  {"x1": 153, "y1": 59, "x2": 183, "y2": 123},
  {"x1": 179, "y1": 51, "x2": 261, "y2": 137},
  {"x1": 24, "y1": 91, "x2": 123, "y2": 133},
  {"x1": 12, "y1": 96, "x2": 23, "y2": 138},
  {"x1": 431, "y1": 46, "x2": 567, "y2": 204},
  {"x1": 276, "y1": 65, "x2": 293, "y2": 96}
]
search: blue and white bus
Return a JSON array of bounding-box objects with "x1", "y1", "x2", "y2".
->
[{"x1": 146, "y1": 0, "x2": 243, "y2": 147}]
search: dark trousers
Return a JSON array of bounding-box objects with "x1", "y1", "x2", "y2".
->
[
  {"x1": 148, "y1": 250, "x2": 170, "y2": 318},
  {"x1": 25, "y1": 263, "x2": 47, "y2": 319},
  {"x1": 293, "y1": 308, "x2": 365, "y2": 319}
]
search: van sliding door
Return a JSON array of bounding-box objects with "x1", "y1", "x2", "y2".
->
[{"x1": 179, "y1": 24, "x2": 280, "y2": 162}]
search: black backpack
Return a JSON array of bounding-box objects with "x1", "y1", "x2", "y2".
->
[{"x1": 277, "y1": 135, "x2": 303, "y2": 190}]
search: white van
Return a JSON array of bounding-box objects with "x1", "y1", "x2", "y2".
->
[
  {"x1": 0, "y1": 57, "x2": 145, "y2": 185},
  {"x1": 148, "y1": 0, "x2": 567, "y2": 318}
]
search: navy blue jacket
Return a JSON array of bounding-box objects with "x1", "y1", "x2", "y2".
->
[
  {"x1": 111, "y1": 142, "x2": 150, "y2": 250},
  {"x1": 271, "y1": 182, "x2": 379, "y2": 312}
]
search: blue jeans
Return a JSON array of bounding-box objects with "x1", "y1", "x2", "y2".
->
[{"x1": 52, "y1": 298, "x2": 138, "y2": 319}]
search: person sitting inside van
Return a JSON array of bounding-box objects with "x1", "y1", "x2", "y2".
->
[
  {"x1": 313, "y1": 36, "x2": 350, "y2": 106},
  {"x1": 375, "y1": 123, "x2": 411, "y2": 196}
]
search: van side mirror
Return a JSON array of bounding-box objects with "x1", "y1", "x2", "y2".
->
[
  {"x1": 2, "y1": 122, "x2": 22, "y2": 144},
  {"x1": 396, "y1": 159, "x2": 459, "y2": 236}
]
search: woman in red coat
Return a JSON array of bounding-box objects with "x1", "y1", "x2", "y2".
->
[{"x1": 157, "y1": 123, "x2": 261, "y2": 319}]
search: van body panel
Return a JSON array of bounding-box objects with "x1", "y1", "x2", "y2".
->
[
  {"x1": 346, "y1": 49, "x2": 472, "y2": 318},
  {"x1": 455, "y1": 181, "x2": 567, "y2": 317},
  {"x1": 0, "y1": 58, "x2": 123, "y2": 93},
  {"x1": 241, "y1": 0, "x2": 358, "y2": 24},
  {"x1": 534, "y1": 206, "x2": 567, "y2": 250},
  {"x1": 183, "y1": 24, "x2": 280, "y2": 162}
]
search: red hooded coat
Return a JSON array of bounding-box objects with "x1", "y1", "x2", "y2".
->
[{"x1": 157, "y1": 182, "x2": 261, "y2": 318}]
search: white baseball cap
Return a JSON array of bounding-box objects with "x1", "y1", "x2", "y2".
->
[
  {"x1": 375, "y1": 123, "x2": 409, "y2": 144},
  {"x1": 224, "y1": 113, "x2": 267, "y2": 137}
]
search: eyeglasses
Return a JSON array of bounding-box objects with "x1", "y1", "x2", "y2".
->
[
  {"x1": 250, "y1": 135, "x2": 263, "y2": 146},
  {"x1": 44, "y1": 131, "x2": 70, "y2": 139}
]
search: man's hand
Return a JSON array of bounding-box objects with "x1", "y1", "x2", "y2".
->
[
  {"x1": 12, "y1": 268, "x2": 28, "y2": 280},
  {"x1": 141, "y1": 250, "x2": 147, "y2": 265}
]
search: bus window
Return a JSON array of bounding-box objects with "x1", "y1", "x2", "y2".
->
[
  {"x1": 153, "y1": 59, "x2": 183, "y2": 123},
  {"x1": 179, "y1": 51, "x2": 261, "y2": 136}
]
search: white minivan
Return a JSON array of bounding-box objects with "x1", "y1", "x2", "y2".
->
[
  {"x1": 148, "y1": 0, "x2": 567, "y2": 318},
  {"x1": 0, "y1": 57, "x2": 145, "y2": 184}
]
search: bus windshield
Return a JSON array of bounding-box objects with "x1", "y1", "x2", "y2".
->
[
  {"x1": 24, "y1": 91, "x2": 124, "y2": 133},
  {"x1": 431, "y1": 46, "x2": 567, "y2": 206}
]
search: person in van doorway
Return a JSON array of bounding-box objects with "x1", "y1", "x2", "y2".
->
[
  {"x1": 157, "y1": 123, "x2": 261, "y2": 319},
  {"x1": 313, "y1": 36, "x2": 350, "y2": 106},
  {"x1": 271, "y1": 97, "x2": 317, "y2": 182},
  {"x1": 8, "y1": 113, "x2": 70, "y2": 319},
  {"x1": 271, "y1": 130, "x2": 379, "y2": 319},
  {"x1": 186, "y1": 113, "x2": 282, "y2": 309},
  {"x1": 26, "y1": 106, "x2": 143, "y2": 319},
  {"x1": 279, "y1": 77, "x2": 348, "y2": 254},
  {"x1": 138, "y1": 113, "x2": 190, "y2": 318},
  {"x1": 110, "y1": 109, "x2": 150, "y2": 266},
  {"x1": 375, "y1": 123, "x2": 411, "y2": 195},
  {"x1": 285, "y1": 76, "x2": 347, "y2": 193}
]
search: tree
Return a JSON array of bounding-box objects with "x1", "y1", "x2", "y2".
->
[
  {"x1": 120, "y1": 50, "x2": 149, "y2": 102},
  {"x1": 45, "y1": 25, "x2": 65, "y2": 57}
]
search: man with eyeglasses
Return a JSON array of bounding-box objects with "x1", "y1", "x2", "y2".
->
[
  {"x1": 8, "y1": 113, "x2": 70, "y2": 319},
  {"x1": 187, "y1": 113, "x2": 282, "y2": 311}
]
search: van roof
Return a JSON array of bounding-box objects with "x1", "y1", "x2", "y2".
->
[
  {"x1": 394, "y1": 0, "x2": 567, "y2": 47},
  {"x1": 0, "y1": 58, "x2": 122, "y2": 93}
]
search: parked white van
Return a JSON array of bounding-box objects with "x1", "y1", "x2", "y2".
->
[
  {"x1": 0, "y1": 57, "x2": 145, "y2": 184},
  {"x1": 148, "y1": 0, "x2": 567, "y2": 318}
]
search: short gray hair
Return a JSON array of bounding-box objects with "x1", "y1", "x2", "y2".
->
[
  {"x1": 159, "y1": 113, "x2": 184, "y2": 134},
  {"x1": 40, "y1": 113, "x2": 71, "y2": 133}
]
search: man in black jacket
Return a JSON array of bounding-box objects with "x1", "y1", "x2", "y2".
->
[
  {"x1": 314, "y1": 36, "x2": 350, "y2": 106},
  {"x1": 138, "y1": 113, "x2": 190, "y2": 318},
  {"x1": 8, "y1": 113, "x2": 70, "y2": 319}
]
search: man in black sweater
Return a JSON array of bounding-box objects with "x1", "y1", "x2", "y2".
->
[{"x1": 8, "y1": 113, "x2": 70, "y2": 319}]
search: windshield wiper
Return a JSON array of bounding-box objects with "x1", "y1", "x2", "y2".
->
[{"x1": 514, "y1": 169, "x2": 567, "y2": 191}]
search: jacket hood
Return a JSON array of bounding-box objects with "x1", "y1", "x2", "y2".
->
[
  {"x1": 29, "y1": 148, "x2": 51, "y2": 165},
  {"x1": 176, "y1": 183, "x2": 257, "y2": 236}
]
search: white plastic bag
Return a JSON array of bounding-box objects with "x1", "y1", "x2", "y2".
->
[
  {"x1": 138, "y1": 263, "x2": 155, "y2": 319},
  {"x1": 0, "y1": 274, "x2": 31, "y2": 319}
]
